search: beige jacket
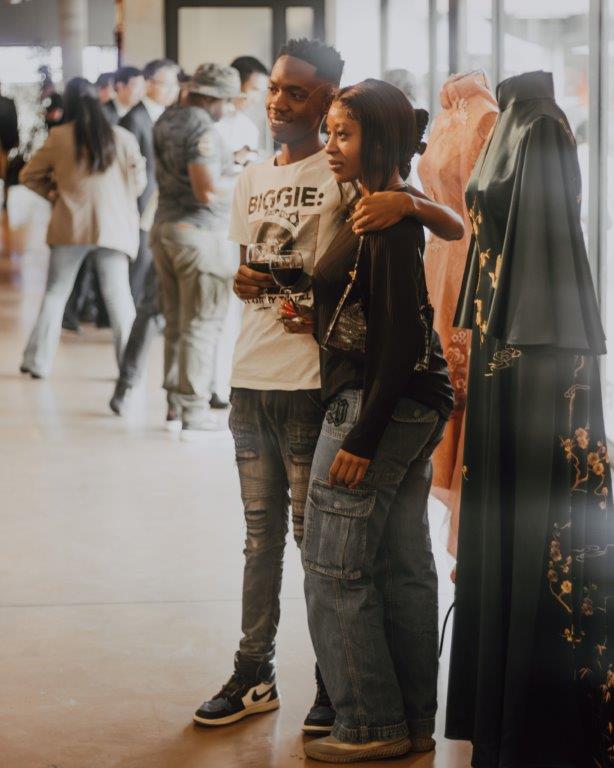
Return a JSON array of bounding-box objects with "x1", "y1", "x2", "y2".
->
[{"x1": 20, "y1": 122, "x2": 146, "y2": 258}]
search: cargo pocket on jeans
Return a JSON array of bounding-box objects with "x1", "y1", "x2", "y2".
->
[{"x1": 303, "y1": 478, "x2": 375, "y2": 580}]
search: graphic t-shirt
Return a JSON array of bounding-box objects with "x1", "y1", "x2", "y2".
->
[{"x1": 229, "y1": 149, "x2": 347, "y2": 390}]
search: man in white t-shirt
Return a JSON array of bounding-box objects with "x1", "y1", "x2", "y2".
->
[{"x1": 193, "y1": 39, "x2": 464, "y2": 733}]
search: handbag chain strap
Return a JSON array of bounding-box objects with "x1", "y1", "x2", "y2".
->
[{"x1": 322, "y1": 235, "x2": 365, "y2": 350}]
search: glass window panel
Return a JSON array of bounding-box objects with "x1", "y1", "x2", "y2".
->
[
  {"x1": 286, "y1": 7, "x2": 315, "y2": 41},
  {"x1": 178, "y1": 7, "x2": 273, "y2": 74},
  {"x1": 335, "y1": 0, "x2": 381, "y2": 85},
  {"x1": 82, "y1": 46, "x2": 118, "y2": 83},
  {"x1": 605, "y1": 2, "x2": 614, "y2": 440},
  {"x1": 502, "y1": 2, "x2": 589, "y2": 235},
  {"x1": 458, "y1": 0, "x2": 493, "y2": 85},
  {"x1": 385, "y1": 0, "x2": 430, "y2": 108}
]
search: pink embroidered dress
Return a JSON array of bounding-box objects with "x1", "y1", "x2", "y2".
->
[{"x1": 418, "y1": 71, "x2": 498, "y2": 556}]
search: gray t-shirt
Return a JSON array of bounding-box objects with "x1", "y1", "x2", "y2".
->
[{"x1": 153, "y1": 104, "x2": 232, "y2": 229}]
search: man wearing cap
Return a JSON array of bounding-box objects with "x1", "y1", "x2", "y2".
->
[{"x1": 149, "y1": 64, "x2": 240, "y2": 438}]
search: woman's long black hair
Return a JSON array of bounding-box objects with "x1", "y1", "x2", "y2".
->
[
  {"x1": 62, "y1": 77, "x2": 116, "y2": 174},
  {"x1": 334, "y1": 78, "x2": 428, "y2": 192}
]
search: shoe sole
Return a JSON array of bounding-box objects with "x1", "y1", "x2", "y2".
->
[
  {"x1": 302, "y1": 724, "x2": 333, "y2": 734},
  {"x1": 304, "y1": 737, "x2": 411, "y2": 763},
  {"x1": 193, "y1": 697, "x2": 280, "y2": 727}
]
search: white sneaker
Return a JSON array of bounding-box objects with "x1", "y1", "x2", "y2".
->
[{"x1": 180, "y1": 415, "x2": 224, "y2": 441}]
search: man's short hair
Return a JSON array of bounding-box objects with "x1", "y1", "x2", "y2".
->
[
  {"x1": 229, "y1": 56, "x2": 269, "y2": 85},
  {"x1": 277, "y1": 39, "x2": 344, "y2": 86},
  {"x1": 142, "y1": 58, "x2": 179, "y2": 81},
  {"x1": 96, "y1": 72, "x2": 115, "y2": 89},
  {"x1": 114, "y1": 66, "x2": 142, "y2": 86}
]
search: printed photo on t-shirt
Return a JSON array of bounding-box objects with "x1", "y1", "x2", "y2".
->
[{"x1": 244, "y1": 182, "x2": 330, "y2": 304}]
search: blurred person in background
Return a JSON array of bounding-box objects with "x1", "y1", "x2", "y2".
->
[
  {"x1": 0, "y1": 81, "x2": 19, "y2": 206},
  {"x1": 217, "y1": 56, "x2": 269, "y2": 161},
  {"x1": 149, "y1": 64, "x2": 238, "y2": 437},
  {"x1": 177, "y1": 69, "x2": 192, "y2": 106},
  {"x1": 207, "y1": 56, "x2": 269, "y2": 410},
  {"x1": 39, "y1": 66, "x2": 64, "y2": 130},
  {"x1": 383, "y1": 68, "x2": 418, "y2": 103},
  {"x1": 120, "y1": 59, "x2": 180, "y2": 303},
  {"x1": 96, "y1": 72, "x2": 116, "y2": 105},
  {"x1": 103, "y1": 66, "x2": 145, "y2": 125},
  {"x1": 62, "y1": 72, "x2": 122, "y2": 334},
  {"x1": 19, "y1": 77, "x2": 145, "y2": 379},
  {"x1": 108, "y1": 59, "x2": 180, "y2": 415}
]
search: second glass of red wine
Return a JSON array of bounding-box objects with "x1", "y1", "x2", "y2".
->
[{"x1": 269, "y1": 251, "x2": 304, "y2": 303}]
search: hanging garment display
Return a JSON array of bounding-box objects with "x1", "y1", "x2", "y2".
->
[
  {"x1": 445, "y1": 70, "x2": 613, "y2": 768},
  {"x1": 418, "y1": 70, "x2": 498, "y2": 557}
]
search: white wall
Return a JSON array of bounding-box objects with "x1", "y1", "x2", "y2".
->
[{"x1": 123, "y1": 0, "x2": 165, "y2": 66}]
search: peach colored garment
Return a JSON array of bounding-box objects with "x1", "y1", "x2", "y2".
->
[{"x1": 418, "y1": 71, "x2": 498, "y2": 557}]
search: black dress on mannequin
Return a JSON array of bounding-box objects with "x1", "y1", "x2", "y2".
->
[{"x1": 445, "y1": 70, "x2": 613, "y2": 768}]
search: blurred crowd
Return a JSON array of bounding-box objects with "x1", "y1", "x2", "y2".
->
[{"x1": 1, "y1": 55, "x2": 270, "y2": 432}]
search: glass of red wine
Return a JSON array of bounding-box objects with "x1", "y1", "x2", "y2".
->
[
  {"x1": 269, "y1": 250, "x2": 304, "y2": 304},
  {"x1": 246, "y1": 243, "x2": 273, "y2": 309}
]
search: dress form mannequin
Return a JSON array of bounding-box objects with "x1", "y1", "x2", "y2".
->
[{"x1": 418, "y1": 71, "x2": 498, "y2": 556}]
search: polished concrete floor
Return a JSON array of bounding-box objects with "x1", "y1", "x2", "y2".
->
[{"x1": 0, "y1": 192, "x2": 472, "y2": 768}]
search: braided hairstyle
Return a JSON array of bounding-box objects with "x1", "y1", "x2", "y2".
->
[{"x1": 333, "y1": 78, "x2": 428, "y2": 190}]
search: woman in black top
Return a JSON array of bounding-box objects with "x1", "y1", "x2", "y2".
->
[{"x1": 300, "y1": 79, "x2": 453, "y2": 764}]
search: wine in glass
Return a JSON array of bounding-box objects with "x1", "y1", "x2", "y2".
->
[
  {"x1": 246, "y1": 243, "x2": 273, "y2": 309},
  {"x1": 269, "y1": 250, "x2": 304, "y2": 304}
]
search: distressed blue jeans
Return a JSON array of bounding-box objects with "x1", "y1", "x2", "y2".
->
[
  {"x1": 229, "y1": 387, "x2": 325, "y2": 663},
  {"x1": 302, "y1": 389, "x2": 445, "y2": 744}
]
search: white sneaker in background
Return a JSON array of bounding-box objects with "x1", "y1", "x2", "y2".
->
[{"x1": 180, "y1": 414, "x2": 225, "y2": 441}]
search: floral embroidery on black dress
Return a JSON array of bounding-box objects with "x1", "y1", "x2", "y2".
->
[{"x1": 548, "y1": 355, "x2": 614, "y2": 765}]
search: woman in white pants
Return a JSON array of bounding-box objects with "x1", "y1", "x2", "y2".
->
[{"x1": 20, "y1": 77, "x2": 146, "y2": 378}]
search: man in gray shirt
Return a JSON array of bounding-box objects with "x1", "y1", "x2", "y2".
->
[{"x1": 151, "y1": 64, "x2": 239, "y2": 437}]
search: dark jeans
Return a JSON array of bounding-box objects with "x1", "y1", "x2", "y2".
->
[
  {"x1": 229, "y1": 388, "x2": 324, "y2": 663},
  {"x1": 129, "y1": 229, "x2": 153, "y2": 305},
  {"x1": 303, "y1": 389, "x2": 445, "y2": 744},
  {"x1": 117, "y1": 262, "x2": 161, "y2": 389}
]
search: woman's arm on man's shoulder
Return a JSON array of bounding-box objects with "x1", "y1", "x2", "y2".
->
[{"x1": 351, "y1": 187, "x2": 464, "y2": 241}]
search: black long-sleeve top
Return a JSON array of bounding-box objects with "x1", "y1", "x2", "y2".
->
[{"x1": 312, "y1": 216, "x2": 454, "y2": 459}]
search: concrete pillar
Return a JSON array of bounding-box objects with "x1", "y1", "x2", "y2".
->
[{"x1": 58, "y1": 0, "x2": 88, "y2": 81}]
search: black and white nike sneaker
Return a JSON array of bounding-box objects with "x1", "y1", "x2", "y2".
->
[
  {"x1": 193, "y1": 657, "x2": 279, "y2": 727},
  {"x1": 303, "y1": 664, "x2": 335, "y2": 734}
]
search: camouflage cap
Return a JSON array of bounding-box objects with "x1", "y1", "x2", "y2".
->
[{"x1": 189, "y1": 64, "x2": 244, "y2": 99}]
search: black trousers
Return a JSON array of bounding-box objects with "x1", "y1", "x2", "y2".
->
[{"x1": 129, "y1": 229, "x2": 153, "y2": 305}]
